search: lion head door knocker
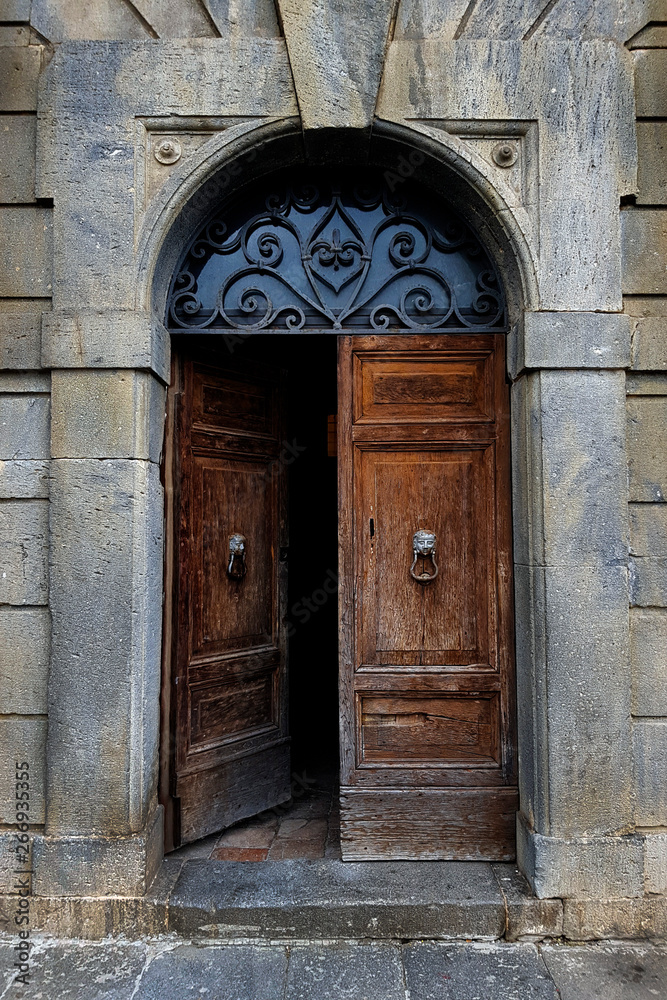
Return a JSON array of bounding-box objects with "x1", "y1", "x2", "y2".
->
[
  {"x1": 227, "y1": 533, "x2": 247, "y2": 580},
  {"x1": 410, "y1": 529, "x2": 438, "y2": 585}
]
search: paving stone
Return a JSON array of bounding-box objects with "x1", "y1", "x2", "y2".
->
[
  {"x1": 0, "y1": 941, "x2": 18, "y2": 992},
  {"x1": 9, "y1": 940, "x2": 147, "y2": 1000},
  {"x1": 285, "y1": 941, "x2": 405, "y2": 1000},
  {"x1": 276, "y1": 818, "x2": 328, "y2": 839},
  {"x1": 402, "y1": 942, "x2": 559, "y2": 1000},
  {"x1": 267, "y1": 840, "x2": 324, "y2": 860},
  {"x1": 283, "y1": 793, "x2": 333, "y2": 820},
  {"x1": 134, "y1": 943, "x2": 288, "y2": 999},
  {"x1": 168, "y1": 859, "x2": 506, "y2": 939},
  {"x1": 541, "y1": 943, "x2": 667, "y2": 999},
  {"x1": 170, "y1": 831, "x2": 220, "y2": 860},
  {"x1": 216, "y1": 816, "x2": 278, "y2": 850}
]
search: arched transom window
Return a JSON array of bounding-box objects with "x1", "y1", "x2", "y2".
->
[{"x1": 166, "y1": 170, "x2": 506, "y2": 333}]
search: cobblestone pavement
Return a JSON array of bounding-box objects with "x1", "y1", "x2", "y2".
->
[{"x1": 1, "y1": 938, "x2": 665, "y2": 999}]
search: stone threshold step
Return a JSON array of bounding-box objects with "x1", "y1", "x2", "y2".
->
[
  {"x1": 165, "y1": 860, "x2": 561, "y2": 941},
  {"x1": 1, "y1": 860, "x2": 565, "y2": 942},
  {"x1": 3, "y1": 860, "x2": 666, "y2": 942}
]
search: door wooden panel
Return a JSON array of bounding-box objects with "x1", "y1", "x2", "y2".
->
[
  {"x1": 354, "y1": 351, "x2": 494, "y2": 424},
  {"x1": 194, "y1": 457, "x2": 274, "y2": 654},
  {"x1": 359, "y1": 693, "x2": 500, "y2": 766},
  {"x1": 360, "y1": 447, "x2": 493, "y2": 666},
  {"x1": 161, "y1": 351, "x2": 290, "y2": 848},
  {"x1": 339, "y1": 334, "x2": 517, "y2": 860}
]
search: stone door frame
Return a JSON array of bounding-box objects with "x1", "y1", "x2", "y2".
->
[{"x1": 40, "y1": 119, "x2": 636, "y2": 901}]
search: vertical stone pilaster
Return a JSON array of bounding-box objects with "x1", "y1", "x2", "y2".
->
[
  {"x1": 514, "y1": 312, "x2": 640, "y2": 899},
  {"x1": 42, "y1": 349, "x2": 166, "y2": 894}
]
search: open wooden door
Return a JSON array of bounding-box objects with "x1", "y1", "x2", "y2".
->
[
  {"x1": 161, "y1": 348, "x2": 290, "y2": 848},
  {"x1": 338, "y1": 333, "x2": 518, "y2": 860}
]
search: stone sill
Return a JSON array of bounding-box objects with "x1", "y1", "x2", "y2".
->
[{"x1": 0, "y1": 859, "x2": 665, "y2": 942}]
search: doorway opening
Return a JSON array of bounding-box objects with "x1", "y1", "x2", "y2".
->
[
  {"x1": 160, "y1": 165, "x2": 518, "y2": 863},
  {"x1": 166, "y1": 334, "x2": 341, "y2": 859}
]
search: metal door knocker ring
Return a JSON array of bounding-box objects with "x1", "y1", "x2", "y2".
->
[
  {"x1": 227, "y1": 533, "x2": 247, "y2": 579},
  {"x1": 410, "y1": 529, "x2": 438, "y2": 584}
]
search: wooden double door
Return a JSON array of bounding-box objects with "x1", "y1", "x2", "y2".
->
[{"x1": 161, "y1": 333, "x2": 517, "y2": 859}]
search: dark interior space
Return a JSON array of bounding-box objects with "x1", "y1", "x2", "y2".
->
[{"x1": 235, "y1": 334, "x2": 340, "y2": 774}]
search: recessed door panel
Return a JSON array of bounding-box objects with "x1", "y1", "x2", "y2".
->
[
  {"x1": 354, "y1": 351, "x2": 494, "y2": 424},
  {"x1": 359, "y1": 692, "x2": 499, "y2": 766},
  {"x1": 360, "y1": 447, "x2": 493, "y2": 667},
  {"x1": 193, "y1": 458, "x2": 274, "y2": 655}
]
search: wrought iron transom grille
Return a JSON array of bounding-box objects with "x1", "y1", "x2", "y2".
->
[{"x1": 165, "y1": 170, "x2": 507, "y2": 333}]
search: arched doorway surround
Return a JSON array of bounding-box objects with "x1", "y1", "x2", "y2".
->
[{"x1": 152, "y1": 126, "x2": 531, "y2": 860}]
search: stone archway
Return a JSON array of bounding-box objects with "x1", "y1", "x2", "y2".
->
[{"x1": 158, "y1": 162, "x2": 519, "y2": 859}]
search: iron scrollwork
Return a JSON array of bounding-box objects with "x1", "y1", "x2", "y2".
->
[{"x1": 166, "y1": 174, "x2": 506, "y2": 333}]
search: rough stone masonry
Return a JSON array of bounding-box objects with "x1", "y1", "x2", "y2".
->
[{"x1": 0, "y1": 0, "x2": 666, "y2": 940}]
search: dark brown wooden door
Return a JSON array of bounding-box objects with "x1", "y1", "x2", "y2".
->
[
  {"x1": 162, "y1": 350, "x2": 290, "y2": 848},
  {"x1": 338, "y1": 334, "x2": 517, "y2": 860}
]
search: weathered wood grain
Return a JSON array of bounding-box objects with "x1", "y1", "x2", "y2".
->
[
  {"x1": 338, "y1": 333, "x2": 517, "y2": 859},
  {"x1": 339, "y1": 787, "x2": 518, "y2": 861},
  {"x1": 161, "y1": 346, "x2": 290, "y2": 847}
]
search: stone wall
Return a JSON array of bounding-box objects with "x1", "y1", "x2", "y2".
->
[
  {"x1": 624, "y1": 19, "x2": 667, "y2": 897},
  {"x1": 0, "y1": 0, "x2": 665, "y2": 923},
  {"x1": 0, "y1": 4, "x2": 52, "y2": 892}
]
